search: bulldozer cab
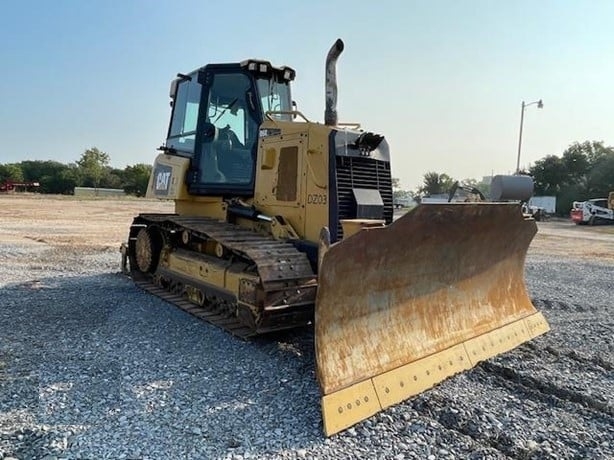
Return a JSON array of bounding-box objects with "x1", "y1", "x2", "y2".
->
[{"x1": 164, "y1": 62, "x2": 296, "y2": 196}]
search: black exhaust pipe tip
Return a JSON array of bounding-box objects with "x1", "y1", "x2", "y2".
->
[
  {"x1": 332, "y1": 38, "x2": 344, "y2": 53},
  {"x1": 325, "y1": 38, "x2": 345, "y2": 126}
]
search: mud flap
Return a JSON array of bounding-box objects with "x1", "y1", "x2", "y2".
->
[{"x1": 315, "y1": 203, "x2": 549, "y2": 436}]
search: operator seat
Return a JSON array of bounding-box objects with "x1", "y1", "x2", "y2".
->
[{"x1": 200, "y1": 123, "x2": 227, "y2": 183}]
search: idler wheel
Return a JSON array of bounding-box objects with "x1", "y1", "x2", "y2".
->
[{"x1": 135, "y1": 227, "x2": 162, "y2": 273}]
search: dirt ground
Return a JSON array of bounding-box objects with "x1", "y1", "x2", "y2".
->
[
  {"x1": 1, "y1": 195, "x2": 612, "y2": 261},
  {"x1": 529, "y1": 217, "x2": 614, "y2": 261},
  {"x1": 0, "y1": 195, "x2": 173, "y2": 250}
]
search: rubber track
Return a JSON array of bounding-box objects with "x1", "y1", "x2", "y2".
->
[{"x1": 134, "y1": 278, "x2": 256, "y2": 339}]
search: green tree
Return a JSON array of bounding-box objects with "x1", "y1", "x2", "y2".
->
[
  {"x1": 77, "y1": 147, "x2": 111, "y2": 188},
  {"x1": 19, "y1": 160, "x2": 77, "y2": 194},
  {"x1": 123, "y1": 163, "x2": 152, "y2": 196},
  {"x1": 101, "y1": 167, "x2": 124, "y2": 189},
  {"x1": 417, "y1": 172, "x2": 455, "y2": 196},
  {"x1": 0, "y1": 163, "x2": 24, "y2": 182},
  {"x1": 562, "y1": 148, "x2": 590, "y2": 184},
  {"x1": 586, "y1": 151, "x2": 614, "y2": 197},
  {"x1": 530, "y1": 155, "x2": 567, "y2": 196},
  {"x1": 54, "y1": 165, "x2": 80, "y2": 194},
  {"x1": 529, "y1": 140, "x2": 614, "y2": 214},
  {"x1": 566, "y1": 140, "x2": 612, "y2": 165}
]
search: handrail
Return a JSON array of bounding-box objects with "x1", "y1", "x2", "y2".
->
[
  {"x1": 337, "y1": 122, "x2": 361, "y2": 130},
  {"x1": 265, "y1": 110, "x2": 311, "y2": 123},
  {"x1": 264, "y1": 111, "x2": 361, "y2": 130}
]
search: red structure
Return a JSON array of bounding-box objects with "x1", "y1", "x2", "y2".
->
[{"x1": 0, "y1": 180, "x2": 40, "y2": 192}]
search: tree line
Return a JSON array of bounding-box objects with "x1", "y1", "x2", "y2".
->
[
  {"x1": 394, "y1": 140, "x2": 614, "y2": 215},
  {"x1": 3, "y1": 141, "x2": 613, "y2": 213},
  {"x1": 0, "y1": 148, "x2": 152, "y2": 196},
  {"x1": 529, "y1": 141, "x2": 614, "y2": 214},
  {"x1": 393, "y1": 173, "x2": 488, "y2": 204}
]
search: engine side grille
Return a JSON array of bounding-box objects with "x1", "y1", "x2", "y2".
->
[{"x1": 334, "y1": 156, "x2": 393, "y2": 240}]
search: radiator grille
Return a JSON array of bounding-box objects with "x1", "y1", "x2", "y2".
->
[{"x1": 334, "y1": 156, "x2": 393, "y2": 240}]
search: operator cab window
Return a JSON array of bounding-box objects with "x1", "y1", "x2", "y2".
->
[
  {"x1": 199, "y1": 73, "x2": 259, "y2": 186},
  {"x1": 257, "y1": 77, "x2": 292, "y2": 121},
  {"x1": 167, "y1": 76, "x2": 201, "y2": 155}
]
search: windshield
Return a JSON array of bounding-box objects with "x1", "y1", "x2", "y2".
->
[{"x1": 256, "y1": 77, "x2": 292, "y2": 121}]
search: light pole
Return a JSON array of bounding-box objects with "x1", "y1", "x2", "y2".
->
[{"x1": 516, "y1": 99, "x2": 543, "y2": 174}]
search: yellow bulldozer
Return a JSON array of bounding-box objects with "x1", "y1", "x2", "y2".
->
[{"x1": 122, "y1": 39, "x2": 549, "y2": 436}]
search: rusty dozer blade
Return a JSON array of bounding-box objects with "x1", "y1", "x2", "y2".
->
[{"x1": 315, "y1": 203, "x2": 549, "y2": 436}]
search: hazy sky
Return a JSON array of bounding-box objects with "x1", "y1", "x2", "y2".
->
[{"x1": 1, "y1": 0, "x2": 613, "y2": 190}]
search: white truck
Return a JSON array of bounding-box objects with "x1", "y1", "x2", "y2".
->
[{"x1": 570, "y1": 197, "x2": 614, "y2": 225}]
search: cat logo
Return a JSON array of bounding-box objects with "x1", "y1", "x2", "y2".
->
[
  {"x1": 153, "y1": 164, "x2": 173, "y2": 196},
  {"x1": 156, "y1": 171, "x2": 171, "y2": 190}
]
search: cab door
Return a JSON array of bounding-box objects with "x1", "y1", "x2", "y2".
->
[{"x1": 189, "y1": 69, "x2": 261, "y2": 196}]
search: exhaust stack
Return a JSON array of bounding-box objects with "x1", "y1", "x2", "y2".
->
[{"x1": 325, "y1": 39, "x2": 344, "y2": 126}]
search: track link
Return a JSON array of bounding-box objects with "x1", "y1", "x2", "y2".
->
[
  {"x1": 133, "y1": 277, "x2": 256, "y2": 339},
  {"x1": 138, "y1": 213, "x2": 314, "y2": 284},
  {"x1": 127, "y1": 213, "x2": 317, "y2": 338}
]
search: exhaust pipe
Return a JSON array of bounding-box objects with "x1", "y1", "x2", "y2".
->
[{"x1": 325, "y1": 38, "x2": 344, "y2": 126}]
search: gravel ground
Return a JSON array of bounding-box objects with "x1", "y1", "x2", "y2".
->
[{"x1": 1, "y1": 200, "x2": 613, "y2": 459}]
